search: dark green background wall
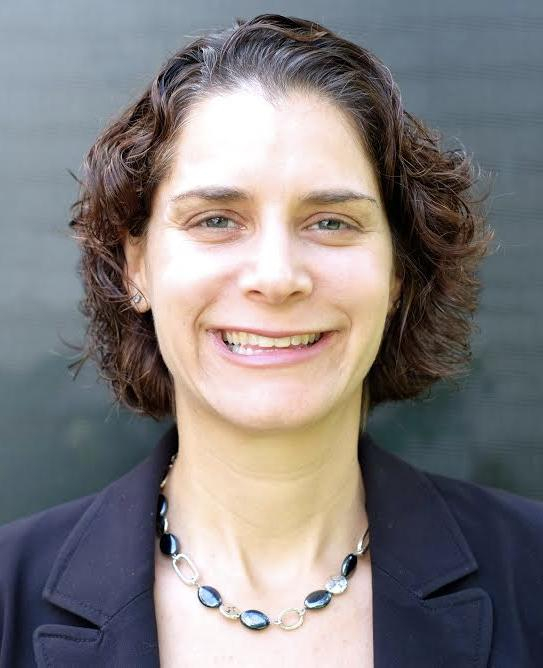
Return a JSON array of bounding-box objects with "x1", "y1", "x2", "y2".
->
[{"x1": 1, "y1": 0, "x2": 541, "y2": 524}]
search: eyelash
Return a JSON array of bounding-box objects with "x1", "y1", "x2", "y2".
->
[{"x1": 192, "y1": 216, "x2": 358, "y2": 233}]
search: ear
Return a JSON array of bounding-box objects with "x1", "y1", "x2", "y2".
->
[
  {"x1": 122, "y1": 231, "x2": 150, "y2": 312},
  {"x1": 388, "y1": 269, "x2": 403, "y2": 315}
]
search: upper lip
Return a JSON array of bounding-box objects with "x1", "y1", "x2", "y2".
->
[{"x1": 210, "y1": 327, "x2": 332, "y2": 337}]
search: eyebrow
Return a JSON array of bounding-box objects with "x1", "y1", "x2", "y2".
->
[{"x1": 168, "y1": 186, "x2": 378, "y2": 207}]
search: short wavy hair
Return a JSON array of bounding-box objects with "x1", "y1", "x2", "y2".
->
[{"x1": 69, "y1": 13, "x2": 493, "y2": 422}]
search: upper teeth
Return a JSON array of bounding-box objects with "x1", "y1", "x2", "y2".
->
[{"x1": 221, "y1": 331, "x2": 322, "y2": 347}]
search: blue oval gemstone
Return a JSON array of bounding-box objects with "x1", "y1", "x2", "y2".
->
[
  {"x1": 198, "y1": 585, "x2": 222, "y2": 608},
  {"x1": 159, "y1": 532, "x2": 179, "y2": 556},
  {"x1": 240, "y1": 609, "x2": 270, "y2": 630},
  {"x1": 157, "y1": 494, "x2": 168, "y2": 518},
  {"x1": 341, "y1": 553, "x2": 358, "y2": 579},
  {"x1": 304, "y1": 589, "x2": 332, "y2": 609}
]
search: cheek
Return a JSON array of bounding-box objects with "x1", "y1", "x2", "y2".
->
[
  {"x1": 148, "y1": 231, "x2": 222, "y2": 303},
  {"x1": 325, "y1": 247, "x2": 393, "y2": 314},
  {"x1": 145, "y1": 236, "x2": 220, "y2": 352}
]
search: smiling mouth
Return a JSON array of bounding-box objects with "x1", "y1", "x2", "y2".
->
[
  {"x1": 220, "y1": 330, "x2": 324, "y2": 349},
  {"x1": 209, "y1": 329, "x2": 336, "y2": 358}
]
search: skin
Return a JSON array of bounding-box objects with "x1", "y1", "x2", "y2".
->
[{"x1": 124, "y1": 88, "x2": 401, "y2": 607}]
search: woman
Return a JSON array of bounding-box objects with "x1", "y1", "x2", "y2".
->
[{"x1": 1, "y1": 13, "x2": 542, "y2": 668}]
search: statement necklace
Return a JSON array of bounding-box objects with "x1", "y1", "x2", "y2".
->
[{"x1": 156, "y1": 452, "x2": 370, "y2": 632}]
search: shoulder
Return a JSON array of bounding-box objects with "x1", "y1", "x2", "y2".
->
[
  {"x1": 0, "y1": 492, "x2": 98, "y2": 563},
  {"x1": 426, "y1": 470, "x2": 543, "y2": 544}
]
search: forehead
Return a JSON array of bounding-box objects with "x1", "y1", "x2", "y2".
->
[{"x1": 161, "y1": 89, "x2": 380, "y2": 200}]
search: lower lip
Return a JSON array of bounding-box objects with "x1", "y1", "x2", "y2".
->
[{"x1": 208, "y1": 330, "x2": 336, "y2": 367}]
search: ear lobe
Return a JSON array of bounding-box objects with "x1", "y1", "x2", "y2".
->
[{"x1": 122, "y1": 232, "x2": 149, "y2": 311}]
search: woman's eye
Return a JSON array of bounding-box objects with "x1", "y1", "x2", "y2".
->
[
  {"x1": 196, "y1": 216, "x2": 237, "y2": 229},
  {"x1": 309, "y1": 218, "x2": 356, "y2": 232}
]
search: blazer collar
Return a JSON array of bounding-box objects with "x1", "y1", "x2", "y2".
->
[
  {"x1": 33, "y1": 425, "x2": 176, "y2": 666},
  {"x1": 359, "y1": 435, "x2": 493, "y2": 666},
  {"x1": 34, "y1": 425, "x2": 492, "y2": 667}
]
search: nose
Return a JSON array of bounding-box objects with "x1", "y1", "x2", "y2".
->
[{"x1": 237, "y1": 217, "x2": 313, "y2": 305}]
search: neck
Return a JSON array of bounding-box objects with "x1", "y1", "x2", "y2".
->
[{"x1": 162, "y1": 394, "x2": 369, "y2": 602}]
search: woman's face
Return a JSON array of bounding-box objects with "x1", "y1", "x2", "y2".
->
[{"x1": 124, "y1": 88, "x2": 401, "y2": 431}]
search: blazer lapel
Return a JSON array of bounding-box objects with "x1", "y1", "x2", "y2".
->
[
  {"x1": 33, "y1": 426, "x2": 177, "y2": 667},
  {"x1": 32, "y1": 591, "x2": 158, "y2": 667},
  {"x1": 360, "y1": 434, "x2": 493, "y2": 667},
  {"x1": 34, "y1": 425, "x2": 493, "y2": 667}
]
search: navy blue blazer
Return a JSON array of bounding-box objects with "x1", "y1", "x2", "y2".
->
[{"x1": 1, "y1": 425, "x2": 542, "y2": 667}]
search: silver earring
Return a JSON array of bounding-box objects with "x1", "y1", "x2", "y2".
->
[{"x1": 131, "y1": 292, "x2": 143, "y2": 305}]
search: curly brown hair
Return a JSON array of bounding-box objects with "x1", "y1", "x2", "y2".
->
[{"x1": 69, "y1": 13, "x2": 493, "y2": 423}]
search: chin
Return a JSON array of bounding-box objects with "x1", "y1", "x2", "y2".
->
[{"x1": 211, "y1": 401, "x2": 328, "y2": 433}]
